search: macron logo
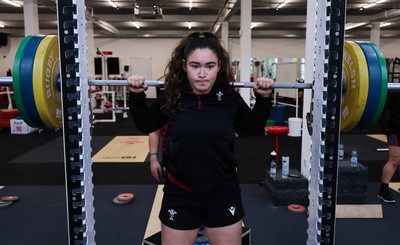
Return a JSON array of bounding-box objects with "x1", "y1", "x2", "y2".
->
[{"x1": 228, "y1": 206, "x2": 236, "y2": 216}]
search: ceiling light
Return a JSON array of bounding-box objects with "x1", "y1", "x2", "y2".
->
[
  {"x1": 276, "y1": 0, "x2": 291, "y2": 10},
  {"x1": 345, "y1": 22, "x2": 368, "y2": 30},
  {"x1": 380, "y1": 22, "x2": 392, "y2": 27},
  {"x1": 360, "y1": 0, "x2": 387, "y2": 10},
  {"x1": 132, "y1": 21, "x2": 140, "y2": 29},
  {"x1": 250, "y1": 22, "x2": 258, "y2": 29},
  {"x1": 97, "y1": 20, "x2": 119, "y2": 34},
  {"x1": 3, "y1": 0, "x2": 22, "y2": 7},
  {"x1": 188, "y1": 0, "x2": 193, "y2": 10},
  {"x1": 188, "y1": 21, "x2": 192, "y2": 30},
  {"x1": 107, "y1": 0, "x2": 118, "y2": 9}
]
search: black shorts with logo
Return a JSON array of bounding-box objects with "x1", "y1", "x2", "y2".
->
[{"x1": 159, "y1": 178, "x2": 245, "y2": 230}]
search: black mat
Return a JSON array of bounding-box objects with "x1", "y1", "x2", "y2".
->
[
  {"x1": 9, "y1": 136, "x2": 115, "y2": 163},
  {"x1": 1, "y1": 183, "x2": 399, "y2": 245},
  {"x1": 0, "y1": 184, "x2": 157, "y2": 245}
]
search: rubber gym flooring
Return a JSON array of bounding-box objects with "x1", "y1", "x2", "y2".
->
[{"x1": 1, "y1": 106, "x2": 399, "y2": 245}]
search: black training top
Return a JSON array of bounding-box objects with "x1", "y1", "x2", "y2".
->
[
  {"x1": 383, "y1": 92, "x2": 400, "y2": 136},
  {"x1": 129, "y1": 84, "x2": 272, "y2": 192}
]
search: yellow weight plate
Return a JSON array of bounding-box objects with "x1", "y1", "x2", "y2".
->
[
  {"x1": 340, "y1": 41, "x2": 369, "y2": 132},
  {"x1": 32, "y1": 35, "x2": 62, "y2": 128}
]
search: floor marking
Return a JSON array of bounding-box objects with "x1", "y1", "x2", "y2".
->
[
  {"x1": 92, "y1": 136, "x2": 149, "y2": 163},
  {"x1": 336, "y1": 204, "x2": 383, "y2": 218},
  {"x1": 143, "y1": 184, "x2": 163, "y2": 242},
  {"x1": 389, "y1": 182, "x2": 400, "y2": 193},
  {"x1": 367, "y1": 134, "x2": 387, "y2": 143}
]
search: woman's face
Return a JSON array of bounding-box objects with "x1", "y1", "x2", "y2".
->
[{"x1": 183, "y1": 48, "x2": 220, "y2": 95}]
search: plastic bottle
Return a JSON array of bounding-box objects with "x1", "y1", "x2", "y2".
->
[
  {"x1": 338, "y1": 141, "x2": 344, "y2": 160},
  {"x1": 350, "y1": 147, "x2": 358, "y2": 167},
  {"x1": 269, "y1": 151, "x2": 277, "y2": 178},
  {"x1": 282, "y1": 155, "x2": 289, "y2": 178}
]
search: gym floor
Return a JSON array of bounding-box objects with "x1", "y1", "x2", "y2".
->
[{"x1": 0, "y1": 105, "x2": 399, "y2": 245}]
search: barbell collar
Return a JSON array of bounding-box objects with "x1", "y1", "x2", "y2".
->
[{"x1": 1, "y1": 76, "x2": 399, "y2": 90}]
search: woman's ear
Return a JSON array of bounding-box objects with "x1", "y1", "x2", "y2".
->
[{"x1": 182, "y1": 59, "x2": 187, "y2": 72}]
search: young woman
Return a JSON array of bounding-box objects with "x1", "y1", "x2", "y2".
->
[
  {"x1": 128, "y1": 31, "x2": 274, "y2": 245},
  {"x1": 378, "y1": 92, "x2": 400, "y2": 203}
]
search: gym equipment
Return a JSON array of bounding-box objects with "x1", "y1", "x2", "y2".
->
[
  {"x1": 112, "y1": 192, "x2": 135, "y2": 205},
  {"x1": 0, "y1": 1, "x2": 397, "y2": 244},
  {"x1": 0, "y1": 196, "x2": 20, "y2": 201},
  {"x1": 264, "y1": 126, "x2": 289, "y2": 164},
  {"x1": 0, "y1": 38, "x2": 399, "y2": 130},
  {"x1": 288, "y1": 204, "x2": 306, "y2": 213}
]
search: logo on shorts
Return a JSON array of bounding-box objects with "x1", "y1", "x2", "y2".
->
[
  {"x1": 168, "y1": 209, "x2": 177, "y2": 221},
  {"x1": 228, "y1": 206, "x2": 236, "y2": 216}
]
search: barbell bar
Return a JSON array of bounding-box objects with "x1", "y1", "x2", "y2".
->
[
  {"x1": 0, "y1": 77, "x2": 313, "y2": 89},
  {"x1": 1, "y1": 34, "x2": 400, "y2": 130},
  {"x1": 1, "y1": 76, "x2": 400, "y2": 89},
  {"x1": 1, "y1": 77, "x2": 400, "y2": 89},
  {"x1": 2, "y1": 76, "x2": 400, "y2": 89}
]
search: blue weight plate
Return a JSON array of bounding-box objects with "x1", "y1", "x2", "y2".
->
[
  {"x1": 19, "y1": 35, "x2": 46, "y2": 128},
  {"x1": 353, "y1": 41, "x2": 381, "y2": 130},
  {"x1": 368, "y1": 42, "x2": 388, "y2": 130}
]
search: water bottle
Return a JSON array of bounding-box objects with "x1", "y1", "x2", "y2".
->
[
  {"x1": 282, "y1": 155, "x2": 289, "y2": 178},
  {"x1": 338, "y1": 141, "x2": 344, "y2": 160},
  {"x1": 350, "y1": 147, "x2": 358, "y2": 167},
  {"x1": 269, "y1": 151, "x2": 277, "y2": 178}
]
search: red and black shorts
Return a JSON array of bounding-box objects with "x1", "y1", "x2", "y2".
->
[
  {"x1": 387, "y1": 134, "x2": 400, "y2": 147},
  {"x1": 158, "y1": 178, "x2": 245, "y2": 230}
]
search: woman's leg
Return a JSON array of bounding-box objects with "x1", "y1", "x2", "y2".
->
[
  {"x1": 378, "y1": 145, "x2": 400, "y2": 202},
  {"x1": 205, "y1": 220, "x2": 243, "y2": 245},
  {"x1": 381, "y1": 145, "x2": 400, "y2": 184},
  {"x1": 161, "y1": 223, "x2": 199, "y2": 245}
]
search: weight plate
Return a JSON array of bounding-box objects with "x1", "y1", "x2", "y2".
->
[
  {"x1": 368, "y1": 42, "x2": 388, "y2": 130},
  {"x1": 117, "y1": 193, "x2": 134, "y2": 202},
  {"x1": 353, "y1": 41, "x2": 381, "y2": 130},
  {"x1": 12, "y1": 35, "x2": 34, "y2": 126},
  {"x1": 112, "y1": 197, "x2": 131, "y2": 205},
  {"x1": 0, "y1": 196, "x2": 20, "y2": 201},
  {"x1": 32, "y1": 35, "x2": 62, "y2": 128},
  {"x1": 288, "y1": 204, "x2": 305, "y2": 213},
  {"x1": 341, "y1": 41, "x2": 369, "y2": 132},
  {"x1": 0, "y1": 200, "x2": 13, "y2": 209},
  {"x1": 20, "y1": 35, "x2": 46, "y2": 128}
]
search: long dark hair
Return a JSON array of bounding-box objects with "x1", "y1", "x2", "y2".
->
[{"x1": 163, "y1": 32, "x2": 234, "y2": 115}]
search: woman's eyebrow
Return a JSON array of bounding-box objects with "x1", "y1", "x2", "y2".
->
[{"x1": 188, "y1": 61, "x2": 217, "y2": 65}]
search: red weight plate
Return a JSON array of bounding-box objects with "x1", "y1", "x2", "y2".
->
[
  {"x1": 117, "y1": 193, "x2": 134, "y2": 202},
  {"x1": 1, "y1": 196, "x2": 20, "y2": 201},
  {"x1": 288, "y1": 204, "x2": 305, "y2": 213}
]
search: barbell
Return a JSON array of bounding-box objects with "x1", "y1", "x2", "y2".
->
[{"x1": 0, "y1": 35, "x2": 399, "y2": 130}]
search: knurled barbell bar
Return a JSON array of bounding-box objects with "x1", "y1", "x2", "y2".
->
[{"x1": 0, "y1": 35, "x2": 399, "y2": 130}]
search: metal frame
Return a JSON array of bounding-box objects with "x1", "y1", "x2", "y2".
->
[
  {"x1": 0, "y1": 0, "x2": 385, "y2": 244},
  {"x1": 57, "y1": 0, "x2": 95, "y2": 244},
  {"x1": 307, "y1": 0, "x2": 347, "y2": 244}
]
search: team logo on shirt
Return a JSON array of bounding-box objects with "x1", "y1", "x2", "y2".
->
[
  {"x1": 168, "y1": 209, "x2": 177, "y2": 221},
  {"x1": 216, "y1": 91, "x2": 224, "y2": 101},
  {"x1": 228, "y1": 206, "x2": 236, "y2": 216}
]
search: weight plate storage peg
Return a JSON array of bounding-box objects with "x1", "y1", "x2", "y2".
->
[
  {"x1": 32, "y1": 35, "x2": 62, "y2": 128},
  {"x1": 341, "y1": 41, "x2": 369, "y2": 132}
]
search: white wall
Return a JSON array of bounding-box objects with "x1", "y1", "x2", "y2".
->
[{"x1": 1, "y1": 36, "x2": 400, "y2": 78}]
